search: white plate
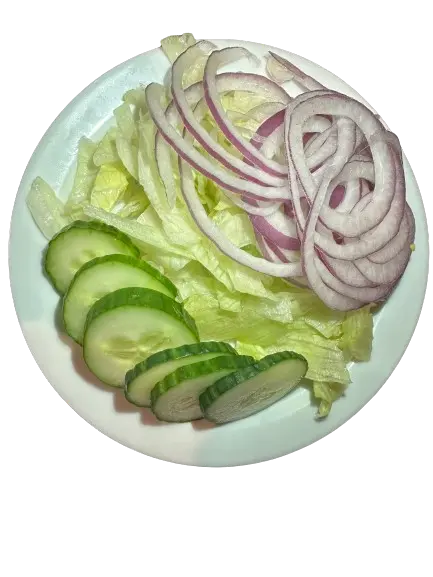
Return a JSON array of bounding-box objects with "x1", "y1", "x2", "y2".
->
[{"x1": 9, "y1": 39, "x2": 429, "y2": 467}]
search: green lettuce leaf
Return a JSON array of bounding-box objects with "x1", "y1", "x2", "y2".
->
[
  {"x1": 26, "y1": 177, "x2": 71, "y2": 239},
  {"x1": 116, "y1": 178, "x2": 149, "y2": 218},
  {"x1": 90, "y1": 163, "x2": 129, "y2": 211},
  {"x1": 137, "y1": 112, "x2": 169, "y2": 212},
  {"x1": 339, "y1": 305, "x2": 374, "y2": 362},
  {"x1": 122, "y1": 86, "x2": 147, "y2": 110},
  {"x1": 236, "y1": 320, "x2": 350, "y2": 385},
  {"x1": 114, "y1": 102, "x2": 137, "y2": 142},
  {"x1": 160, "y1": 33, "x2": 197, "y2": 63},
  {"x1": 221, "y1": 91, "x2": 267, "y2": 114},
  {"x1": 64, "y1": 137, "x2": 98, "y2": 214},
  {"x1": 93, "y1": 127, "x2": 119, "y2": 167},
  {"x1": 313, "y1": 381, "x2": 348, "y2": 419},
  {"x1": 114, "y1": 102, "x2": 139, "y2": 180},
  {"x1": 160, "y1": 33, "x2": 214, "y2": 87}
]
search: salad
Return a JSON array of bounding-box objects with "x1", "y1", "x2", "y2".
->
[{"x1": 26, "y1": 33, "x2": 415, "y2": 422}]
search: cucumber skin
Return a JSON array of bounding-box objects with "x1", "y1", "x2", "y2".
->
[
  {"x1": 63, "y1": 254, "x2": 178, "y2": 344},
  {"x1": 44, "y1": 220, "x2": 140, "y2": 293},
  {"x1": 150, "y1": 354, "x2": 255, "y2": 412},
  {"x1": 65, "y1": 254, "x2": 178, "y2": 304},
  {"x1": 124, "y1": 342, "x2": 238, "y2": 406},
  {"x1": 84, "y1": 287, "x2": 199, "y2": 342},
  {"x1": 199, "y1": 351, "x2": 308, "y2": 415},
  {"x1": 126, "y1": 341, "x2": 237, "y2": 384}
]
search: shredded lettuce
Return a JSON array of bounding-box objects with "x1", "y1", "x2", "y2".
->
[
  {"x1": 93, "y1": 127, "x2": 119, "y2": 167},
  {"x1": 313, "y1": 381, "x2": 348, "y2": 419},
  {"x1": 160, "y1": 33, "x2": 214, "y2": 88},
  {"x1": 64, "y1": 137, "x2": 98, "y2": 215},
  {"x1": 89, "y1": 162, "x2": 148, "y2": 217},
  {"x1": 160, "y1": 33, "x2": 197, "y2": 63},
  {"x1": 90, "y1": 163, "x2": 129, "y2": 211},
  {"x1": 27, "y1": 177, "x2": 71, "y2": 239},
  {"x1": 114, "y1": 102, "x2": 138, "y2": 142},
  {"x1": 122, "y1": 86, "x2": 147, "y2": 110},
  {"x1": 27, "y1": 43, "x2": 375, "y2": 419},
  {"x1": 339, "y1": 305, "x2": 374, "y2": 362},
  {"x1": 221, "y1": 91, "x2": 268, "y2": 115}
]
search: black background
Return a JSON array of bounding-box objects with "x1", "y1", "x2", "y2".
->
[{"x1": 8, "y1": 28, "x2": 431, "y2": 475}]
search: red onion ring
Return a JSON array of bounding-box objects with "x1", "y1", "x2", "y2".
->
[
  {"x1": 178, "y1": 157, "x2": 302, "y2": 277},
  {"x1": 148, "y1": 44, "x2": 415, "y2": 311},
  {"x1": 204, "y1": 47, "x2": 290, "y2": 178},
  {"x1": 250, "y1": 209, "x2": 301, "y2": 250},
  {"x1": 268, "y1": 52, "x2": 326, "y2": 91},
  {"x1": 287, "y1": 93, "x2": 397, "y2": 237},
  {"x1": 171, "y1": 43, "x2": 288, "y2": 187},
  {"x1": 146, "y1": 83, "x2": 290, "y2": 201}
]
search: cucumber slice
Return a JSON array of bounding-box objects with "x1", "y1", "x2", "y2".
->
[
  {"x1": 200, "y1": 351, "x2": 308, "y2": 424},
  {"x1": 151, "y1": 355, "x2": 255, "y2": 422},
  {"x1": 83, "y1": 287, "x2": 199, "y2": 387},
  {"x1": 125, "y1": 342, "x2": 238, "y2": 408},
  {"x1": 63, "y1": 254, "x2": 177, "y2": 344},
  {"x1": 44, "y1": 220, "x2": 140, "y2": 293}
]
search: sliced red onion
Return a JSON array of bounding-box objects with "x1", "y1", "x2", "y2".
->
[
  {"x1": 323, "y1": 257, "x2": 376, "y2": 288},
  {"x1": 261, "y1": 113, "x2": 332, "y2": 164},
  {"x1": 178, "y1": 158, "x2": 302, "y2": 277},
  {"x1": 350, "y1": 153, "x2": 372, "y2": 163},
  {"x1": 317, "y1": 149, "x2": 405, "y2": 260},
  {"x1": 355, "y1": 246, "x2": 411, "y2": 285},
  {"x1": 146, "y1": 83, "x2": 290, "y2": 201},
  {"x1": 316, "y1": 182, "x2": 404, "y2": 260},
  {"x1": 250, "y1": 110, "x2": 286, "y2": 163},
  {"x1": 316, "y1": 258, "x2": 391, "y2": 302},
  {"x1": 368, "y1": 207, "x2": 411, "y2": 263},
  {"x1": 155, "y1": 72, "x2": 290, "y2": 204},
  {"x1": 360, "y1": 179, "x2": 371, "y2": 196},
  {"x1": 268, "y1": 52, "x2": 326, "y2": 91},
  {"x1": 287, "y1": 93, "x2": 397, "y2": 236},
  {"x1": 268, "y1": 241, "x2": 301, "y2": 264},
  {"x1": 224, "y1": 191, "x2": 281, "y2": 216},
  {"x1": 285, "y1": 90, "x2": 337, "y2": 231},
  {"x1": 284, "y1": 200, "x2": 295, "y2": 219},
  {"x1": 257, "y1": 234, "x2": 308, "y2": 288},
  {"x1": 304, "y1": 115, "x2": 332, "y2": 134},
  {"x1": 266, "y1": 53, "x2": 295, "y2": 84},
  {"x1": 252, "y1": 109, "x2": 285, "y2": 145},
  {"x1": 333, "y1": 179, "x2": 361, "y2": 213},
  {"x1": 172, "y1": 43, "x2": 288, "y2": 187},
  {"x1": 204, "y1": 47, "x2": 290, "y2": 177},
  {"x1": 261, "y1": 127, "x2": 285, "y2": 160},
  {"x1": 307, "y1": 131, "x2": 339, "y2": 171},
  {"x1": 304, "y1": 124, "x2": 336, "y2": 156},
  {"x1": 149, "y1": 46, "x2": 415, "y2": 311},
  {"x1": 250, "y1": 208, "x2": 301, "y2": 250},
  {"x1": 329, "y1": 185, "x2": 345, "y2": 209},
  {"x1": 241, "y1": 101, "x2": 286, "y2": 125},
  {"x1": 254, "y1": 231, "x2": 273, "y2": 260},
  {"x1": 302, "y1": 119, "x2": 366, "y2": 310}
]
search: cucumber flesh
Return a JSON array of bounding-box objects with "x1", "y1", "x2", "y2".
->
[
  {"x1": 151, "y1": 355, "x2": 255, "y2": 422},
  {"x1": 125, "y1": 342, "x2": 238, "y2": 407},
  {"x1": 63, "y1": 254, "x2": 177, "y2": 344},
  {"x1": 200, "y1": 351, "x2": 308, "y2": 424},
  {"x1": 83, "y1": 287, "x2": 199, "y2": 387},
  {"x1": 44, "y1": 220, "x2": 140, "y2": 293}
]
